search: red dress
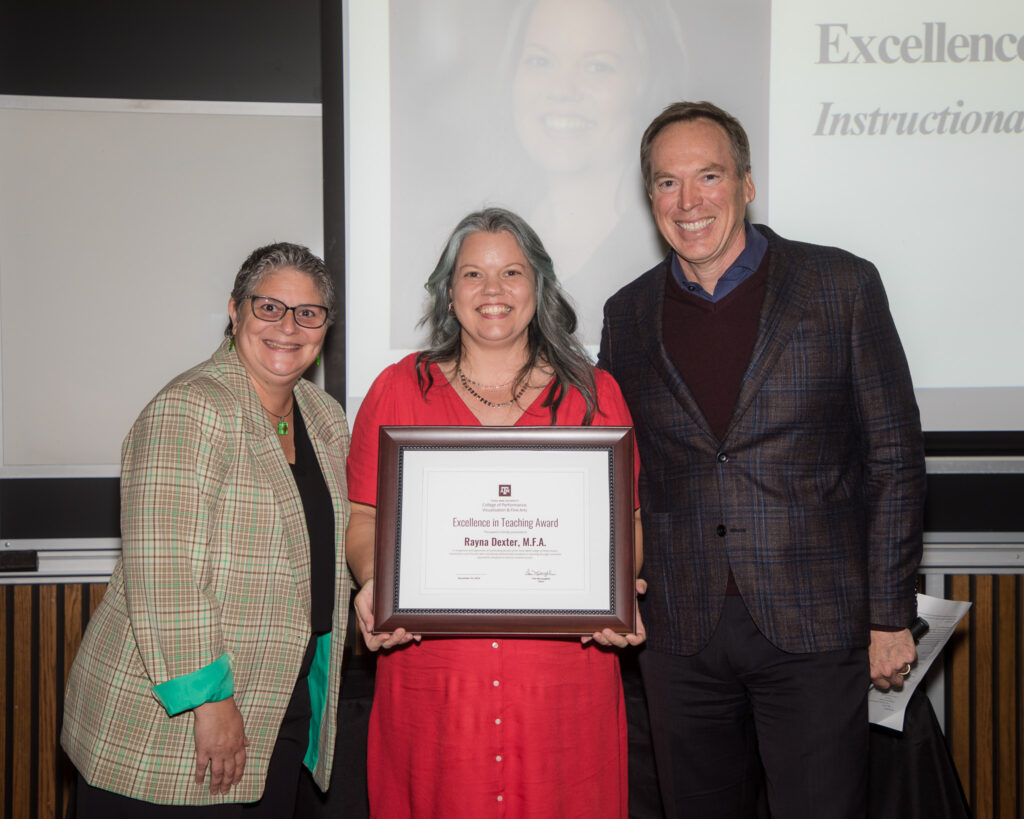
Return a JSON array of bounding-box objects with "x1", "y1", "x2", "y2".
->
[{"x1": 347, "y1": 355, "x2": 636, "y2": 819}]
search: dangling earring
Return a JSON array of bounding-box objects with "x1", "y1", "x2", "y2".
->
[
  {"x1": 229, "y1": 338, "x2": 235, "y2": 350},
  {"x1": 316, "y1": 353, "x2": 321, "y2": 366}
]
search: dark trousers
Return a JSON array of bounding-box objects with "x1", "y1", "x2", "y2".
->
[{"x1": 641, "y1": 596, "x2": 868, "y2": 819}]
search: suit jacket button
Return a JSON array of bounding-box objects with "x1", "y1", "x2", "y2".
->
[
  {"x1": 717, "y1": 452, "x2": 729, "y2": 463},
  {"x1": 716, "y1": 524, "x2": 727, "y2": 537}
]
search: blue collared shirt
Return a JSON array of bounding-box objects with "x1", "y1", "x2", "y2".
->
[{"x1": 670, "y1": 220, "x2": 767, "y2": 303}]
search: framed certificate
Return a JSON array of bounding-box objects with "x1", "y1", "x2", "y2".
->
[{"x1": 372, "y1": 426, "x2": 635, "y2": 636}]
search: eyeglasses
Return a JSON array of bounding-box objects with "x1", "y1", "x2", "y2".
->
[{"x1": 249, "y1": 295, "x2": 329, "y2": 329}]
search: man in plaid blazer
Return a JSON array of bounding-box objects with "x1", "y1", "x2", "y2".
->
[{"x1": 599, "y1": 102, "x2": 926, "y2": 817}]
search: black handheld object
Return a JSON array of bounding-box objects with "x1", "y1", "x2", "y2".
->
[{"x1": 909, "y1": 616, "x2": 930, "y2": 643}]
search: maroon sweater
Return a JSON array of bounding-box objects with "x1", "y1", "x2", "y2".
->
[
  {"x1": 662, "y1": 254, "x2": 769, "y2": 594},
  {"x1": 662, "y1": 256, "x2": 769, "y2": 441}
]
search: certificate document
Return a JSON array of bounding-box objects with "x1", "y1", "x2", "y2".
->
[{"x1": 373, "y1": 426, "x2": 635, "y2": 635}]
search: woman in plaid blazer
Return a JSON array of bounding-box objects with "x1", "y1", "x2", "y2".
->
[{"x1": 62, "y1": 243, "x2": 351, "y2": 814}]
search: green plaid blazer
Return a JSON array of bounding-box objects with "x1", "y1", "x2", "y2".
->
[
  {"x1": 62, "y1": 341, "x2": 352, "y2": 804},
  {"x1": 599, "y1": 226, "x2": 926, "y2": 656}
]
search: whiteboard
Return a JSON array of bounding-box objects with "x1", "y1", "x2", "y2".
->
[{"x1": 0, "y1": 97, "x2": 323, "y2": 472}]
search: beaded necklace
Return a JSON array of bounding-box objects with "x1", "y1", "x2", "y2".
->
[{"x1": 456, "y1": 365, "x2": 529, "y2": 409}]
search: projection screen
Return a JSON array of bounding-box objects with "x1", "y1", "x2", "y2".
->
[{"x1": 343, "y1": 0, "x2": 1024, "y2": 432}]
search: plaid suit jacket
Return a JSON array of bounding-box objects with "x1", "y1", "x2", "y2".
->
[
  {"x1": 599, "y1": 226, "x2": 925, "y2": 656},
  {"x1": 62, "y1": 341, "x2": 352, "y2": 804}
]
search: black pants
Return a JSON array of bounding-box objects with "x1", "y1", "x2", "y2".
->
[{"x1": 641, "y1": 596, "x2": 868, "y2": 819}]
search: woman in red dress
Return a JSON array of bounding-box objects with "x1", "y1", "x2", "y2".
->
[{"x1": 346, "y1": 208, "x2": 645, "y2": 818}]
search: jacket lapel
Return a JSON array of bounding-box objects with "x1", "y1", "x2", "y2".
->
[
  {"x1": 723, "y1": 228, "x2": 815, "y2": 440},
  {"x1": 639, "y1": 259, "x2": 719, "y2": 442},
  {"x1": 216, "y1": 344, "x2": 312, "y2": 618}
]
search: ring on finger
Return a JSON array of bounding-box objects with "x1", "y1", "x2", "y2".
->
[{"x1": 898, "y1": 663, "x2": 911, "y2": 676}]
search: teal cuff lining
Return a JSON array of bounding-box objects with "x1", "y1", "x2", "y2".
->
[{"x1": 152, "y1": 653, "x2": 234, "y2": 716}]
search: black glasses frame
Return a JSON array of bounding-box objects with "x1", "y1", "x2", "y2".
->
[{"x1": 249, "y1": 295, "x2": 330, "y2": 329}]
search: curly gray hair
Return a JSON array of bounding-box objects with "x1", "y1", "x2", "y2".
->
[{"x1": 225, "y1": 242, "x2": 336, "y2": 337}]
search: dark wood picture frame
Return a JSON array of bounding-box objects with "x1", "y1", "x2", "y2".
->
[{"x1": 372, "y1": 425, "x2": 635, "y2": 636}]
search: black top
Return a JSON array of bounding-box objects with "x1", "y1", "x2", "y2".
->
[{"x1": 290, "y1": 401, "x2": 336, "y2": 635}]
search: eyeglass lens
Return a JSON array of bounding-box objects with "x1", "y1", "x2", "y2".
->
[{"x1": 250, "y1": 296, "x2": 327, "y2": 328}]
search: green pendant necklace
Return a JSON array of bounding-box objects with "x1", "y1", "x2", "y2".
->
[{"x1": 261, "y1": 397, "x2": 294, "y2": 435}]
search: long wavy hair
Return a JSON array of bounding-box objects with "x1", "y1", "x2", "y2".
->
[{"x1": 415, "y1": 208, "x2": 598, "y2": 424}]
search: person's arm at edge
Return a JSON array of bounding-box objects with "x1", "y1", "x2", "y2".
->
[
  {"x1": 347, "y1": 501, "x2": 417, "y2": 651},
  {"x1": 850, "y1": 263, "x2": 926, "y2": 690},
  {"x1": 587, "y1": 508, "x2": 646, "y2": 648},
  {"x1": 585, "y1": 364, "x2": 645, "y2": 648},
  {"x1": 121, "y1": 385, "x2": 248, "y2": 793}
]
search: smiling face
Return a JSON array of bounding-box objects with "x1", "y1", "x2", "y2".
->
[
  {"x1": 512, "y1": 0, "x2": 641, "y2": 175},
  {"x1": 227, "y1": 267, "x2": 327, "y2": 399},
  {"x1": 649, "y1": 118, "x2": 756, "y2": 287},
  {"x1": 450, "y1": 230, "x2": 537, "y2": 352}
]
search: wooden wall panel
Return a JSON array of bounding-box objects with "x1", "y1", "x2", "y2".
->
[
  {"x1": 58, "y1": 584, "x2": 80, "y2": 818},
  {"x1": 1, "y1": 588, "x2": 7, "y2": 819},
  {"x1": 948, "y1": 574, "x2": 973, "y2": 796},
  {"x1": 995, "y1": 575, "x2": 1017, "y2": 818},
  {"x1": 1019, "y1": 579, "x2": 1024, "y2": 819},
  {"x1": 944, "y1": 575, "x2": 1024, "y2": 819},
  {"x1": 37, "y1": 586, "x2": 57, "y2": 819},
  {"x1": 88, "y1": 584, "x2": 105, "y2": 618},
  {"x1": 11, "y1": 586, "x2": 32, "y2": 819},
  {"x1": 1, "y1": 584, "x2": 105, "y2": 819},
  {"x1": 4, "y1": 577, "x2": 1024, "y2": 817},
  {"x1": 976, "y1": 575, "x2": 995, "y2": 817}
]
